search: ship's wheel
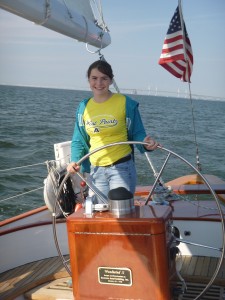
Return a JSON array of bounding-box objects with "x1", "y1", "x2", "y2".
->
[{"x1": 54, "y1": 141, "x2": 225, "y2": 300}]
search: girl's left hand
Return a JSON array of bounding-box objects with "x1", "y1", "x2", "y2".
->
[{"x1": 143, "y1": 135, "x2": 161, "y2": 150}]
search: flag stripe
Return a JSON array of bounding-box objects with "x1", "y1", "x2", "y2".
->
[
  {"x1": 161, "y1": 47, "x2": 185, "y2": 58},
  {"x1": 161, "y1": 44, "x2": 184, "y2": 54}
]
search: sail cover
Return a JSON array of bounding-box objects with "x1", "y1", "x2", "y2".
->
[{"x1": 0, "y1": 0, "x2": 111, "y2": 48}]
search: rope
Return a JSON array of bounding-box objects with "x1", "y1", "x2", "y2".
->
[
  {"x1": 99, "y1": 53, "x2": 120, "y2": 93},
  {"x1": 180, "y1": 195, "x2": 225, "y2": 212},
  {"x1": 0, "y1": 186, "x2": 44, "y2": 203},
  {"x1": 0, "y1": 156, "x2": 71, "y2": 203},
  {"x1": 90, "y1": 0, "x2": 109, "y2": 32},
  {"x1": 0, "y1": 162, "x2": 47, "y2": 172},
  {"x1": 187, "y1": 83, "x2": 201, "y2": 171},
  {"x1": 0, "y1": 155, "x2": 70, "y2": 173},
  {"x1": 178, "y1": 0, "x2": 201, "y2": 171},
  {"x1": 85, "y1": 0, "x2": 109, "y2": 54},
  {"x1": 35, "y1": 0, "x2": 51, "y2": 25}
]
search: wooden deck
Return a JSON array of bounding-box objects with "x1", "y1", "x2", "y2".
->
[
  {"x1": 0, "y1": 255, "x2": 70, "y2": 300},
  {"x1": 0, "y1": 255, "x2": 224, "y2": 300},
  {"x1": 179, "y1": 255, "x2": 225, "y2": 285}
]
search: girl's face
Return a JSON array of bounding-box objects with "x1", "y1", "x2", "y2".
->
[{"x1": 88, "y1": 68, "x2": 112, "y2": 96}]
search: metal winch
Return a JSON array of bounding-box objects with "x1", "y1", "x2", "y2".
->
[{"x1": 85, "y1": 187, "x2": 134, "y2": 217}]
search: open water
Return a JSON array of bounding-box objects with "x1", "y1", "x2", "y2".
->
[{"x1": 0, "y1": 85, "x2": 225, "y2": 221}]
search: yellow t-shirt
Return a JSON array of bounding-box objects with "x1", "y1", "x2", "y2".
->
[{"x1": 83, "y1": 94, "x2": 131, "y2": 166}]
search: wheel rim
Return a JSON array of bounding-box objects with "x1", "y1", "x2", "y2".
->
[{"x1": 55, "y1": 141, "x2": 225, "y2": 299}]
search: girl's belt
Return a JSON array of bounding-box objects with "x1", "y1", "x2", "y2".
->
[{"x1": 104, "y1": 154, "x2": 132, "y2": 167}]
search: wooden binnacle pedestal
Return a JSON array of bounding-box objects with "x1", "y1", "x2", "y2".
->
[{"x1": 67, "y1": 205, "x2": 175, "y2": 300}]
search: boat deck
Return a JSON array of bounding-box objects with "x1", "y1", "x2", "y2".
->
[
  {"x1": 0, "y1": 255, "x2": 70, "y2": 300},
  {"x1": 0, "y1": 255, "x2": 224, "y2": 300}
]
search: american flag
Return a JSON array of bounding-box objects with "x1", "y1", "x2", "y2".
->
[{"x1": 158, "y1": 6, "x2": 193, "y2": 82}]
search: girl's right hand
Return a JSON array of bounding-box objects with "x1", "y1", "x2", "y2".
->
[{"x1": 67, "y1": 162, "x2": 80, "y2": 173}]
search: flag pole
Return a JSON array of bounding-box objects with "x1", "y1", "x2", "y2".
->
[
  {"x1": 178, "y1": 0, "x2": 201, "y2": 171},
  {"x1": 178, "y1": 0, "x2": 190, "y2": 83},
  {"x1": 178, "y1": 0, "x2": 187, "y2": 61}
]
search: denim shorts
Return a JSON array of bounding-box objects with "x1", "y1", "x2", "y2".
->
[{"x1": 90, "y1": 158, "x2": 136, "y2": 204}]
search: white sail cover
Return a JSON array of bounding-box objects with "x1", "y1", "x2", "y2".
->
[{"x1": 0, "y1": 0, "x2": 111, "y2": 48}]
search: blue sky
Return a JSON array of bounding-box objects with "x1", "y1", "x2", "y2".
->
[{"x1": 0, "y1": 0, "x2": 225, "y2": 99}]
